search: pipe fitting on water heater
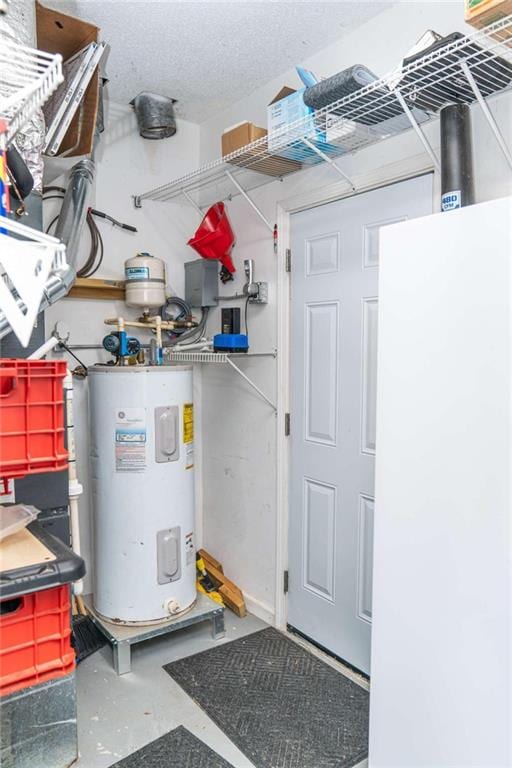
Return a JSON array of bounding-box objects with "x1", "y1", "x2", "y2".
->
[{"x1": 165, "y1": 598, "x2": 182, "y2": 616}]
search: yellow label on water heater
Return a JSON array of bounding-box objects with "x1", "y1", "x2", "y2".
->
[{"x1": 183, "y1": 403, "x2": 194, "y2": 444}]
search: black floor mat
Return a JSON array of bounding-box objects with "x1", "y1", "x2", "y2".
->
[
  {"x1": 111, "y1": 725, "x2": 234, "y2": 768},
  {"x1": 163, "y1": 627, "x2": 369, "y2": 768}
]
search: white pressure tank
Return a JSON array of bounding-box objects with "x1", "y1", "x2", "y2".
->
[
  {"x1": 88, "y1": 365, "x2": 196, "y2": 624},
  {"x1": 124, "y1": 252, "x2": 166, "y2": 309}
]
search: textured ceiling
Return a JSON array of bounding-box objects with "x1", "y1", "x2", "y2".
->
[{"x1": 44, "y1": 1, "x2": 391, "y2": 123}]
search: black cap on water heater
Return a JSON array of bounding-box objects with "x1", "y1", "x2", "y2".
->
[{"x1": 440, "y1": 102, "x2": 475, "y2": 212}]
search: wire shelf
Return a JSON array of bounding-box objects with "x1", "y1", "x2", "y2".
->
[
  {"x1": 165, "y1": 350, "x2": 276, "y2": 364},
  {"x1": 165, "y1": 350, "x2": 277, "y2": 409},
  {"x1": 0, "y1": 39, "x2": 63, "y2": 144},
  {"x1": 135, "y1": 15, "x2": 512, "y2": 211},
  {"x1": 0, "y1": 215, "x2": 67, "y2": 346}
]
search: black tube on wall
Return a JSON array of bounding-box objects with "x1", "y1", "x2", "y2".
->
[{"x1": 440, "y1": 102, "x2": 475, "y2": 212}]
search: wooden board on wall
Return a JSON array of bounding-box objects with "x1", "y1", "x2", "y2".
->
[{"x1": 67, "y1": 278, "x2": 125, "y2": 300}]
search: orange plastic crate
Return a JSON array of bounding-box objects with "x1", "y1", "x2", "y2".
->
[
  {"x1": 0, "y1": 359, "x2": 68, "y2": 479},
  {"x1": 0, "y1": 584, "x2": 75, "y2": 696}
]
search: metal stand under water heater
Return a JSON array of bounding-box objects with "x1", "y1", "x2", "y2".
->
[{"x1": 89, "y1": 365, "x2": 196, "y2": 624}]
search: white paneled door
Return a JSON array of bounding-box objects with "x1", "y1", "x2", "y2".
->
[{"x1": 288, "y1": 175, "x2": 433, "y2": 674}]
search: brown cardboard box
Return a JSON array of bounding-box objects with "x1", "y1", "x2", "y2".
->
[
  {"x1": 222, "y1": 122, "x2": 267, "y2": 156},
  {"x1": 221, "y1": 120, "x2": 301, "y2": 177},
  {"x1": 268, "y1": 86, "x2": 296, "y2": 106},
  {"x1": 465, "y1": 0, "x2": 512, "y2": 41},
  {"x1": 37, "y1": 2, "x2": 101, "y2": 156}
]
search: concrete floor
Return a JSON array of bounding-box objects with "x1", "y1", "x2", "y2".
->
[
  {"x1": 76, "y1": 611, "x2": 265, "y2": 767},
  {"x1": 76, "y1": 612, "x2": 368, "y2": 768}
]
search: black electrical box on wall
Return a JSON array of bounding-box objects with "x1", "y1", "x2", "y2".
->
[{"x1": 221, "y1": 307, "x2": 240, "y2": 335}]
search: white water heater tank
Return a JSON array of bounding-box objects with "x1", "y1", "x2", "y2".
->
[
  {"x1": 89, "y1": 365, "x2": 196, "y2": 624},
  {"x1": 125, "y1": 252, "x2": 166, "y2": 309}
]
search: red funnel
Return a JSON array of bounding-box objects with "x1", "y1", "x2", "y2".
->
[{"x1": 188, "y1": 202, "x2": 236, "y2": 282}]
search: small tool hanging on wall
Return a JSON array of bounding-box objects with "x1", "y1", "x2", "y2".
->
[{"x1": 44, "y1": 185, "x2": 137, "y2": 277}]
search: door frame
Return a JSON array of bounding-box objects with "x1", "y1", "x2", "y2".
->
[{"x1": 275, "y1": 151, "x2": 438, "y2": 630}]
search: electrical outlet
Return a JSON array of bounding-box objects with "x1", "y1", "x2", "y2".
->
[{"x1": 250, "y1": 282, "x2": 268, "y2": 304}]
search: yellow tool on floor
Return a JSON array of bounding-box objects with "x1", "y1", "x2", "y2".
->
[
  {"x1": 196, "y1": 578, "x2": 224, "y2": 606},
  {"x1": 196, "y1": 554, "x2": 224, "y2": 606}
]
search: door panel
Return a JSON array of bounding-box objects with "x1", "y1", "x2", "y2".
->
[
  {"x1": 357, "y1": 493, "x2": 375, "y2": 623},
  {"x1": 303, "y1": 478, "x2": 336, "y2": 600},
  {"x1": 289, "y1": 174, "x2": 433, "y2": 674},
  {"x1": 306, "y1": 232, "x2": 341, "y2": 275},
  {"x1": 361, "y1": 298, "x2": 378, "y2": 455},
  {"x1": 305, "y1": 301, "x2": 339, "y2": 445}
]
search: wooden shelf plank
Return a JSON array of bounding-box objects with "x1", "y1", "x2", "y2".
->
[{"x1": 68, "y1": 277, "x2": 125, "y2": 300}]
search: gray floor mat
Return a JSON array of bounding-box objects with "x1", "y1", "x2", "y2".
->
[
  {"x1": 163, "y1": 627, "x2": 369, "y2": 768},
  {"x1": 110, "y1": 725, "x2": 234, "y2": 767}
]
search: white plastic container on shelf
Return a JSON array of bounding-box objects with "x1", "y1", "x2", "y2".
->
[
  {"x1": 0, "y1": 505, "x2": 39, "y2": 541},
  {"x1": 88, "y1": 365, "x2": 196, "y2": 624},
  {"x1": 124, "y1": 252, "x2": 166, "y2": 309}
]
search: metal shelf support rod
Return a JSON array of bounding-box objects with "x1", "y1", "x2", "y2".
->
[
  {"x1": 301, "y1": 137, "x2": 356, "y2": 190},
  {"x1": 394, "y1": 89, "x2": 440, "y2": 172},
  {"x1": 224, "y1": 170, "x2": 274, "y2": 232},
  {"x1": 460, "y1": 60, "x2": 512, "y2": 171},
  {"x1": 225, "y1": 357, "x2": 277, "y2": 411},
  {"x1": 182, "y1": 189, "x2": 204, "y2": 216}
]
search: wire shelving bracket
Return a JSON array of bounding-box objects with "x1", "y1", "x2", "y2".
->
[
  {"x1": 165, "y1": 350, "x2": 277, "y2": 411},
  {"x1": 224, "y1": 170, "x2": 273, "y2": 231},
  {"x1": 393, "y1": 88, "x2": 441, "y2": 171},
  {"x1": 133, "y1": 16, "x2": 512, "y2": 216},
  {"x1": 301, "y1": 137, "x2": 356, "y2": 189}
]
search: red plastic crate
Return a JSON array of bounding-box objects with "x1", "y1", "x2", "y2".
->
[
  {"x1": 0, "y1": 584, "x2": 75, "y2": 696},
  {"x1": 0, "y1": 359, "x2": 68, "y2": 479}
]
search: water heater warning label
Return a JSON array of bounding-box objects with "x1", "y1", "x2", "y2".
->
[
  {"x1": 115, "y1": 408, "x2": 147, "y2": 472},
  {"x1": 183, "y1": 403, "x2": 194, "y2": 443}
]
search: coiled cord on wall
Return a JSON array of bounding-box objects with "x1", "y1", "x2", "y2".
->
[{"x1": 43, "y1": 186, "x2": 136, "y2": 278}]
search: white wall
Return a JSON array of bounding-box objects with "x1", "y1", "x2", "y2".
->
[
  {"x1": 44, "y1": 98, "x2": 200, "y2": 593},
  {"x1": 197, "y1": 0, "x2": 512, "y2": 622}
]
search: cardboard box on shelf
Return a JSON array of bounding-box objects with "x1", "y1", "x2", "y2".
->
[
  {"x1": 222, "y1": 122, "x2": 267, "y2": 156},
  {"x1": 267, "y1": 87, "x2": 315, "y2": 151},
  {"x1": 36, "y1": 2, "x2": 101, "y2": 157},
  {"x1": 267, "y1": 86, "x2": 339, "y2": 164},
  {"x1": 464, "y1": 0, "x2": 512, "y2": 41},
  {"x1": 221, "y1": 121, "x2": 301, "y2": 178}
]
